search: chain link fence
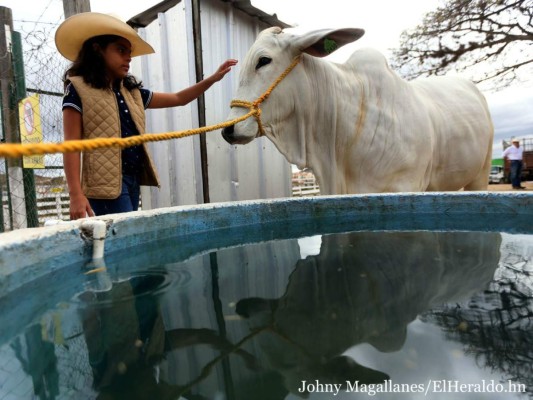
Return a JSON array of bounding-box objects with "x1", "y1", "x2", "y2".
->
[{"x1": 1, "y1": 5, "x2": 69, "y2": 232}]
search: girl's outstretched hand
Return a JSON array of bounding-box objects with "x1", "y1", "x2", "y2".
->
[
  {"x1": 211, "y1": 59, "x2": 238, "y2": 82},
  {"x1": 69, "y1": 193, "x2": 94, "y2": 220}
]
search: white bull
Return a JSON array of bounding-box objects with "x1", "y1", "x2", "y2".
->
[{"x1": 222, "y1": 27, "x2": 494, "y2": 194}]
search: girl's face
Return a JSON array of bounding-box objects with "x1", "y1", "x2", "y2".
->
[{"x1": 100, "y1": 37, "x2": 132, "y2": 81}]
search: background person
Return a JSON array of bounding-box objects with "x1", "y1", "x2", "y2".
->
[
  {"x1": 55, "y1": 12, "x2": 237, "y2": 219},
  {"x1": 503, "y1": 138, "x2": 525, "y2": 189}
]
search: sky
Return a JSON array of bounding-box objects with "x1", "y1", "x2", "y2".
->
[{"x1": 3, "y1": 0, "x2": 532, "y2": 159}]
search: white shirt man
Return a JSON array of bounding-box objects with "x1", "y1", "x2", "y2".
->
[
  {"x1": 502, "y1": 139, "x2": 524, "y2": 189},
  {"x1": 502, "y1": 141, "x2": 524, "y2": 161}
]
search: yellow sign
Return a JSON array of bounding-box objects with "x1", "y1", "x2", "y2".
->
[{"x1": 19, "y1": 94, "x2": 44, "y2": 168}]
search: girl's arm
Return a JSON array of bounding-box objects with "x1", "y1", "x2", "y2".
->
[
  {"x1": 63, "y1": 107, "x2": 94, "y2": 220},
  {"x1": 147, "y1": 59, "x2": 237, "y2": 109}
]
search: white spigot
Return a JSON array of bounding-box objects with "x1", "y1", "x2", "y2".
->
[
  {"x1": 81, "y1": 220, "x2": 112, "y2": 291},
  {"x1": 91, "y1": 220, "x2": 107, "y2": 260}
]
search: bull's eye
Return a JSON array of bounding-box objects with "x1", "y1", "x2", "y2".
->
[{"x1": 255, "y1": 57, "x2": 272, "y2": 70}]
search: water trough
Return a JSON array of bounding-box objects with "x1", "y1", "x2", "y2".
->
[{"x1": 0, "y1": 192, "x2": 532, "y2": 399}]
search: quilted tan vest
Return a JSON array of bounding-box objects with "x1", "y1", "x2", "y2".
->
[{"x1": 68, "y1": 76, "x2": 160, "y2": 199}]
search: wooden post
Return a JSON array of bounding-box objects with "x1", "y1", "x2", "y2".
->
[
  {"x1": 0, "y1": 7, "x2": 17, "y2": 148},
  {"x1": 62, "y1": 0, "x2": 91, "y2": 18},
  {"x1": 191, "y1": 0, "x2": 210, "y2": 204},
  {"x1": 0, "y1": 6, "x2": 27, "y2": 229}
]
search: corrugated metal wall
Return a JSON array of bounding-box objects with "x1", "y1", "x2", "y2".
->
[{"x1": 132, "y1": 0, "x2": 291, "y2": 209}]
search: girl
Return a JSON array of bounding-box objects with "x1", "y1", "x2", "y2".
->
[{"x1": 55, "y1": 12, "x2": 237, "y2": 219}]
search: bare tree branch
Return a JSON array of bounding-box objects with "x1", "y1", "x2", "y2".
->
[{"x1": 391, "y1": 0, "x2": 533, "y2": 89}]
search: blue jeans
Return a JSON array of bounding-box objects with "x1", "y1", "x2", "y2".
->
[
  {"x1": 510, "y1": 160, "x2": 523, "y2": 188},
  {"x1": 89, "y1": 174, "x2": 140, "y2": 216}
]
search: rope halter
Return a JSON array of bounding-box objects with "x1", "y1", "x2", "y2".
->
[{"x1": 229, "y1": 55, "x2": 302, "y2": 136}]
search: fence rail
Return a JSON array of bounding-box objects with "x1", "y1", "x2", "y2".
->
[
  {"x1": 1, "y1": 183, "x2": 156, "y2": 230},
  {"x1": 0, "y1": 173, "x2": 321, "y2": 231},
  {"x1": 291, "y1": 176, "x2": 320, "y2": 197},
  {"x1": 1, "y1": 186, "x2": 69, "y2": 230},
  {"x1": 36, "y1": 190, "x2": 69, "y2": 222}
]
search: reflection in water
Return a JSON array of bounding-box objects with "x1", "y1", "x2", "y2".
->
[
  {"x1": 3, "y1": 230, "x2": 533, "y2": 399},
  {"x1": 236, "y1": 231, "x2": 502, "y2": 397},
  {"x1": 423, "y1": 233, "x2": 533, "y2": 394},
  {"x1": 10, "y1": 324, "x2": 59, "y2": 399},
  {"x1": 77, "y1": 275, "x2": 257, "y2": 399}
]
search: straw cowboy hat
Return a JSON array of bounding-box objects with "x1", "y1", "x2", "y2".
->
[{"x1": 55, "y1": 12, "x2": 155, "y2": 61}]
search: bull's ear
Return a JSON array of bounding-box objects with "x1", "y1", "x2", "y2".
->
[{"x1": 295, "y1": 28, "x2": 365, "y2": 57}]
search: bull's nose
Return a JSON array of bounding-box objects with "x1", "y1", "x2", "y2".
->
[{"x1": 221, "y1": 125, "x2": 234, "y2": 142}]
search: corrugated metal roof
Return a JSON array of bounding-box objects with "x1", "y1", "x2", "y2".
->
[
  {"x1": 128, "y1": 0, "x2": 290, "y2": 28},
  {"x1": 220, "y1": 0, "x2": 291, "y2": 28}
]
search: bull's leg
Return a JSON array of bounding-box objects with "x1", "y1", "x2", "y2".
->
[{"x1": 464, "y1": 143, "x2": 492, "y2": 191}]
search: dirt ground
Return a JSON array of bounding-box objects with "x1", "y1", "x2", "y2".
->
[{"x1": 487, "y1": 180, "x2": 533, "y2": 191}]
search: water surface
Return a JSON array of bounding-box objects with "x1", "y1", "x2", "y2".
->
[{"x1": 0, "y1": 230, "x2": 532, "y2": 399}]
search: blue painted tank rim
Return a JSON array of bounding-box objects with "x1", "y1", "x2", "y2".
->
[
  {"x1": 1, "y1": 192, "x2": 532, "y2": 246},
  {"x1": 1, "y1": 192, "x2": 532, "y2": 295}
]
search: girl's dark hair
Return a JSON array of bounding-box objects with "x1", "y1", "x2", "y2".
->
[{"x1": 63, "y1": 34, "x2": 142, "y2": 91}]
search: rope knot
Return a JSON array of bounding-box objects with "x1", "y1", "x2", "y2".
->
[{"x1": 228, "y1": 56, "x2": 301, "y2": 138}]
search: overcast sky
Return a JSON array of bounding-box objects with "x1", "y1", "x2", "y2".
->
[{"x1": 3, "y1": 0, "x2": 532, "y2": 158}]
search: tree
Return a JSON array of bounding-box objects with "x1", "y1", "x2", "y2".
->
[{"x1": 391, "y1": 0, "x2": 533, "y2": 88}]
